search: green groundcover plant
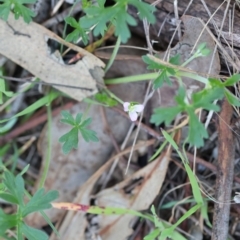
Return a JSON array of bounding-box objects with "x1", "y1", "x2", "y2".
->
[{"x1": 0, "y1": 0, "x2": 240, "y2": 239}]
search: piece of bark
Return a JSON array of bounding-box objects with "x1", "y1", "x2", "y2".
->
[{"x1": 212, "y1": 99, "x2": 235, "y2": 240}]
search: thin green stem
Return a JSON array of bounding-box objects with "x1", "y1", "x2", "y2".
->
[
  {"x1": 104, "y1": 88, "x2": 124, "y2": 104},
  {"x1": 105, "y1": 72, "x2": 209, "y2": 85},
  {"x1": 38, "y1": 104, "x2": 52, "y2": 188},
  {"x1": 178, "y1": 72, "x2": 209, "y2": 85},
  {"x1": 105, "y1": 72, "x2": 157, "y2": 84},
  {"x1": 181, "y1": 54, "x2": 198, "y2": 67},
  {"x1": 148, "y1": 139, "x2": 168, "y2": 162},
  {"x1": 60, "y1": 1, "x2": 78, "y2": 53},
  {"x1": 104, "y1": 36, "x2": 121, "y2": 73}
]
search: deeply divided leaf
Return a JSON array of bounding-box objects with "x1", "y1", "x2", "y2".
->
[
  {"x1": 187, "y1": 110, "x2": 208, "y2": 147},
  {"x1": 3, "y1": 171, "x2": 25, "y2": 206},
  {"x1": 60, "y1": 110, "x2": 75, "y2": 125},
  {"x1": 128, "y1": 0, "x2": 156, "y2": 23},
  {"x1": 0, "y1": 193, "x2": 18, "y2": 204},
  {"x1": 22, "y1": 188, "x2": 58, "y2": 217},
  {"x1": 153, "y1": 69, "x2": 172, "y2": 89},
  {"x1": 192, "y1": 87, "x2": 224, "y2": 111},
  {"x1": 0, "y1": 0, "x2": 37, "y2": 23},
  {"x1": 169, "y1": 54, "x2": 181, "y2": 65},
  {"x1": 0, "y1": 209, "x2": 17, "y2": 235},
  {"x1": 224, "y1": 74, "x2": 240, "y2": 86},
  {"x1": 20, "y1": 223, "x2": 48, "y2": 240},
  {"x1": 150, "y1": 106, "x2": 182, "y2": 126},
  {"x1": 65, "y1": 17, "x2": 89, "y2": 45},
  {"x1": 142, "y1": 55, "x2": 177, "y2": 89},
  {"x1": 79, "y1": 127, "x2": 99, "y2": 142},
  {"x1": 225, "y1": 89, "x2": 240, "y2": 107},
  {"x1": 81, "y1": 0, "x2": 155, "y2": 42},
  {"x1": 59, "y1": 127, "x2": 79, "y2": 154},
  {"x1": 59, "y1": 112, "x2": 98, "y2": 153}
]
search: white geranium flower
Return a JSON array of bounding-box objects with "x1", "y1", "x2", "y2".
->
[{"x1": 123, "y1": 102, "x2": 144, "y2": 121}]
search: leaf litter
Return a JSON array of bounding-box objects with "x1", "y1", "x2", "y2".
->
[{"x1": 1, "y1": 1, "x2": 236, "y2": 239}]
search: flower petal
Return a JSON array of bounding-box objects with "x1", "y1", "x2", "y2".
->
[
  {"x1": 133, "y1": 104, "x2": 144, "y2": 113},
  {"x1": 123, "y1": 102, "x2": 130, "y2": 112},
  {"x1": 129, "y1": 111, "x2": 138, "y2": 121}
]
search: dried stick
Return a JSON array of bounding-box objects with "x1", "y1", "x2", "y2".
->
[{"x1": 212, "y1": 98, "x2": 235, "y2": 240}]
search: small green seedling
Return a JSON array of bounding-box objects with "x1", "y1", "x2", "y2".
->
[
  {"x1": 0, "y1": 170, "x2": 58, "y2": 240},
  {"x1": 80, "y1": 0, "x2": 156, "y2": 43},
  {"x1": 64, "y1": 16, "x2": 89, "y2": 45},
  {"x1": 59, "y1": 110, "x2": 99, "y2": 154}
]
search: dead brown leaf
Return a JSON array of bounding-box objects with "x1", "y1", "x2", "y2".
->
[
  {"x1": 0, "y1": 13, "x2": 105, "y2": 102},
  {"x1": 53, "y1": 139, "x2": 156, "y2": 240},
  {"x1": 93, "y1": 151, "x2": 170, "y2": 240}
]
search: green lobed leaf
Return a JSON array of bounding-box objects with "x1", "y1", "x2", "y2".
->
[
  {"x1": 75, "y1": 113, "x2": 82, "y2": 125},
  {"x1": 81, "y1": 0, "x2": 155, "y2": 42},
  {"x1": 0, "y1": 0, "x2": 36, "y2": 23},
  {"x1": 0, "y1": 209, "x2": 17, "y2": 235},
  {"x1": 79, "y1": 127, "x2": 99, "y2": 142},
  {"x1": 150, "y1": 106, "x2": 183, "y2": 126},
  {"x1": 187, "y1": 110, "x2": 208, "y2": 147},
  {"x1": 224, "y1": 89, "x2": 240, "y2": 107},
  {"x1": 3, "y1": 171, "x2": 25, "y2": 206},
  {"x1": 13, "y1": 4, "x2": 35, "y2": 23},
  {"x1": 80, "y1": 117, "x2": 91, "y2": 127},
  {"x1": 22, "y1": 188, "x2": 58, "y2": 217},
  {"x1": 60, "y1": 110, "x2": 75, "y2": 125},
  {"x1": 208, "y1": 78, "x2": 224, "y2": 88},
  {"x1": 174, "y1": 86, "x2": 187, "y2": 107},
  {"x1": 114, "y1": 9, "x2": 136, "y2": 43},
  {"x1": 142, "y1": 55, "x2": 177, "y2": 89},
  {"x1": 59, "y1": 112, "x2": 98, "y2": 153},
  {"x1": 224, "y1": 74, "x2": 240, "y2": 86},
  {"x1": 59, "y1": 127, "x2": 79, "y2": 154},
  {"x1": 0, "y1": 193, "x2": 18, "y2": 204},
  {"x1": 65, "y1": 16, "x2": 79, "y2": 28},
  {"x1": 142, "y1": 55, "x2": 165, "y2": 70},
  {"x1": 20, "y1": 223, "x2": 48, "y2": 240},
  {"x1": 153, "y1": 69, "x2": 172, "y2": 89},
  {"x1": 0, "y1": 2, "x2": 11, "y2": 21},
  {"x1": 192, "y1": 87, "x2": 224, "y2": 111},
  {"x1": 128, "y1": 0, "x2": 156, "y2": 23},
  {"x1": 65, "y1": 30, "x2": 80, "y2": 43},
  {"x1": 15, "y1": 174, "x2": 25, "y2": 206},
  {"x1": 169, "y1": 54, "x2": 181, "y2": 65},
  {"x1": 65, "y1": 17, "x2": 89, "y2": 45}
]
